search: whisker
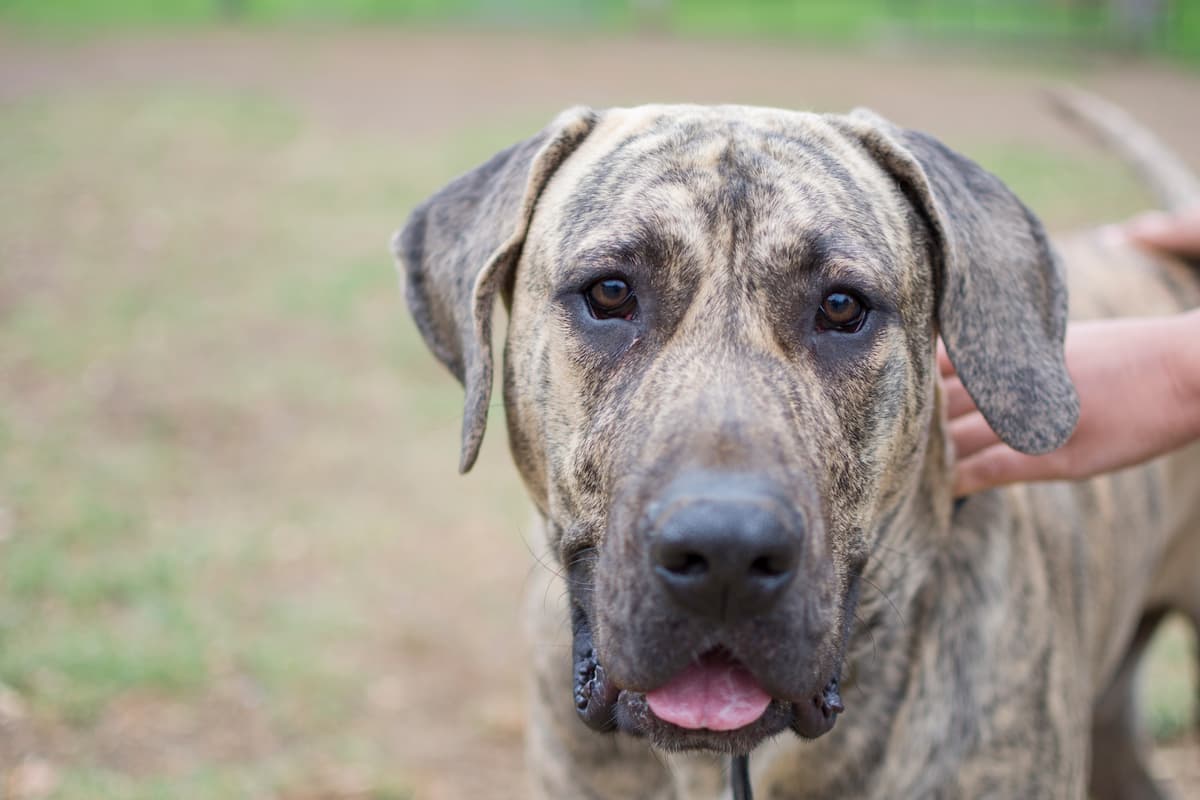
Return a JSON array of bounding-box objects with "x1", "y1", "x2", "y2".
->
[
  {"x1": 852, "y1": 611, "x2": 880, "y2": 664},
  {"x1": 873, "y1": 542, "x2": 915, "y2": 561},
  {"x1": 861, "y1": 575, "x2": 905, "y2": 624}
]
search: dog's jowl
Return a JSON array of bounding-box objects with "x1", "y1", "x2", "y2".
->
[{"x1": 396, "y1": 104, "x2": 1200, "y2": 799}]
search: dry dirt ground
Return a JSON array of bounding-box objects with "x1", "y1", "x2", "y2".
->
[{"x1": 0, "y1": 26, "x2": 1198, "y2": 799}]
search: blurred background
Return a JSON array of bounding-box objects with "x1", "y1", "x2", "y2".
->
[{"x1": 1, "y1": 2, "x2": 1198, "y2": 798}]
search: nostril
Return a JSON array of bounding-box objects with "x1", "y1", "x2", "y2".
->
[
  {"x1": 658, "y1": 546, "x2": 709, "y2": 577},
  {"x1": 749, "y1": 555, "x2": 783, "y2": 577},
  {"x1": 748, "y1": 548, "x2": 797, "y2": 578}
]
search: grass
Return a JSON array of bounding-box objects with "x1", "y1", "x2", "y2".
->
[
  {"x1": 48, "y1": 764, "x2": 413, "y2": 800},
  {"x1": 0, "y1": 74, "x2": 549, "y2": 795},
  {"x1": 1143, "y1": 618, "x2": 1199, "y2": 741},
  {"x1": 972, "y1": 144, "x2": 1152, "y2": 228},
  {"x1": 0, "y1": 90, "x2": 420, "y2": 794},
  {"x1": 2, "y1": 0, "x2": 1199, "y2": 62},
  {"x1": 0, "y1": 34, "x2": 1194, "y2": 797}
]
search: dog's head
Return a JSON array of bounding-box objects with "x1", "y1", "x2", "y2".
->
[{"x1": 396, "y1": 105, "x2": 1077, "y2": 753}]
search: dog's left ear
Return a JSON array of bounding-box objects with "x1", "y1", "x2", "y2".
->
[
  {"x1": 394, "y1": 107, "x2": 598, "y2": 473},
  {"x1": 834, "y1": 110, "x2": 1079, "y2": 455}
]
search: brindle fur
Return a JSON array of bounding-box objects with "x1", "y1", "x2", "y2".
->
[{"x1": 396, "y1": 103, "x2": 1200, "y2": 799}]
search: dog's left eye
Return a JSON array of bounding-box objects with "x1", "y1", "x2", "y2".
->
[
  {"x1": 817, "y1": 291, "x2": 867, "y2": 333},
  {"x1": 585, "y1": 278, "x2": 638, "y2": 320}
]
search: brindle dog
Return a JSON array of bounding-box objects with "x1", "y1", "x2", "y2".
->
[{"x1": 396, "y1": 99, "x2": 1200, "y2": 798}]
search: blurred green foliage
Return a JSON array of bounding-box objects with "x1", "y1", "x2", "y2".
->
[{"x1": 2, "y1": 0, "x2": 1200, "y2": 62}]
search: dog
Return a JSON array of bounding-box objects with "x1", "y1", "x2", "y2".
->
[{"x1": 395, "y1": 95, "x2": 1200, "y2": 798}]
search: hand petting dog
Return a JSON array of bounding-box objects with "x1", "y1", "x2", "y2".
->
[{"x1": 943, "y1": 209, "x2": 1200, "y2": 497}]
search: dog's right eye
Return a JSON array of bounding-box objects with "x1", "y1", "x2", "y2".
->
[{"x1": 585, "y1": 278, "x2": 637, "y2": 320}]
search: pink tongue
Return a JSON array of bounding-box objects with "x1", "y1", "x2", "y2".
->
[{"x1": 645, "y1": 653, "x2": 771, "y2": 731}]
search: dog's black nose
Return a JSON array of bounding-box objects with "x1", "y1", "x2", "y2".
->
[{"x1": 648, "y1": 474, "x2": 801, "y2": 622}]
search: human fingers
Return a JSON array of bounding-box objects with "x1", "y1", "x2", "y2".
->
[
  {"x1": 954, "y1": 443, "x2": 1058, "y2": 497},
  {"x1": 948, "y1": 412, "x2": 1001, "y2": 460},
  {"x1": 1124, "y1": 209, "x2": 1200, "y2": 258},
  {"x1": 936, "y1": 340, "x2": 954, "y2": 378},
  {"x1": 942, "y1": 375, "x2": 976, "y2": 420},
  {"x1": 953, "y1": 443, "x2": 1024, "y2": 497}
]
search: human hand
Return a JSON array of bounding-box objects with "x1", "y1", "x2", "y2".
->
[
  {"x1": 1124, "y1": 206, "x2": 1200, "y2": 259},
  {"x1": 941, "y1": 310, "x2": 1200, "y2": 497}
]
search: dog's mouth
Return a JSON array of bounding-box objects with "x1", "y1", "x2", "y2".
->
[{"x1": 572, "y1": 610, "x2": 844, "y2": 753}]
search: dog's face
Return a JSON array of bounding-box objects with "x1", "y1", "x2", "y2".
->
[
  {"x1": 505, "y1": 107, "x2": 941, "y2": 750},
  {"x1": 397, "y1": 105, "x2": 1078, "y2": 754}
]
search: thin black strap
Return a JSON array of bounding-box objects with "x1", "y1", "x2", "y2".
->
[{"x1": 731, "y1": 753, "x2": 753, "y2": 800}]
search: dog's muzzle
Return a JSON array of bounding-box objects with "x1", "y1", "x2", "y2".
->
[{"x1": 569, "y1": 472, "x2": 847, "y2": 752}]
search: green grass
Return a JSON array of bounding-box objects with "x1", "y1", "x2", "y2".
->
[
  {"x1": 1142, "y1": 617, "x2": 1199, "y2": 740},
  {"x1": 0, "y1": 89, "x2": 394, "y2": 786},
  {"x1": 671, "y1": 0, "x2": 891, "y2": 40},
  {"x1": 2, "y1": 0, "x2": 1198, "y2": 61},
  {"x1": 973, "y1": 143, "x2": 1152, "y2": 227},
  {"x1": 52, "y1": 765, "x2": 413, "y2": 800},
  {"x1": 0, "y1": 76, "x2": 545, "y2": 796}
]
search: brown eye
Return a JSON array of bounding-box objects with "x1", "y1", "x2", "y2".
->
[
  {"x1": 586, "y1": 278, "x2": 637, "y2": 319},
  {"x1": 818, "y1": 292, "x2": 866, "y2": 332}
]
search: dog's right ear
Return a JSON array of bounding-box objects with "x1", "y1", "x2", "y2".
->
[{"x1": 394, "y1": 107, "x2": 598, "y2": 473}]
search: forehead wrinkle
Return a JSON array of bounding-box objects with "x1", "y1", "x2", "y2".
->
[
  {"x1": 762, "y1": 157, "x2": 917, "y2": 297},
  {"x1": 740, "y1": 133, "x2": 898, "y2": 275},
  {"x1": 822, "y1": 255, "x2": 900, "y2": 296},
  {"x1": 565, "y1": 135, "x2": 748, "y2": 261},
  {"x1": 547, "y1": 106, "x2": 926, "y2": 303},
  {"x1": 567, "y1": 112, "x2": 865, "y2": 235},
  {"x1": 559, "y1": 135, "x2": 725, "y2": 255},
  {"x1": 562, "y1": 224, "x2": 696, "y2": 283},
  {"x1": 807, "y1": 119, "x2": 928, "y2": 264},
  {"x1": 559, "y1": 178, "x2": 710, "y2": 270},
  {"x1": 747, "y1": 195, "x2": 894, "y2": 289},
  {"x1": 756, "y1": 128, "x2": 880, "y2": 223}
]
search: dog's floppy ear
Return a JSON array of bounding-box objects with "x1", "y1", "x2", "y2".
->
[
  {"x1": 835, "y1": 109, "x2": 1079, "y2": 455},
  {"x1": 394, "y1": 107, "x2": 598, "y2": 473}
]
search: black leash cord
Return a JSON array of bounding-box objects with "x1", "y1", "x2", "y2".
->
[{"x1": 731, "y1": 753, "x2": 753, "y2": 800}]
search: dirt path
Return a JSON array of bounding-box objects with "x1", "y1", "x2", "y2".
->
[{"x1": 3, "y1": 27, "x2": 1200, "y2": 159}]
